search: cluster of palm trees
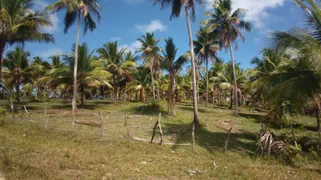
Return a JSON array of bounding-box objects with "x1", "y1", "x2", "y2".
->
[{"x1": 3, "y1": 0, "x2": 321, "y2": 132}]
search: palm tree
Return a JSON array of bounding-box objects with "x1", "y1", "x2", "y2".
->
[
  {"x1": 3, "y1": 47, "x2": 31, "y2": 103},
  {"x1": 161, "y1": 37, "x2": 188, "y2": 115},
  {"x1": 0, "y1": 0, "x2": 54, "y2": 79},
  {"x1": 97, "y1": 41, "x2": 136, "y2": 102},
  {"x1": 49, "y1": 55, "x2": 65, "y2": 69},
  {"x1": 128, "y1": 67, "x2": 152, "y2": 103},
  {"x1": 194, "y1": 27, "x2": 219, "y2": 108},
  {"x1": 29, "y1": 56, "x2": 52, "y2": 100},
  {"x1": 63, "y1": 43, "x2": 111, "y2": 107},
  {"x1": 124, "y1": 51, "x2": 139, "y2": 62},
  {"x1": 136, "y1": 33, "x2": 162, "y2": 103},
  {"x1": 153, "y1": 0, "x2": 203, "y2": 124},
  {"x1": 202, "y1": 0, "x2": 251, "y2": 115},
  {"x1": 211, "y1": 62, "x2": 246, "y2": 109},
  {"x1": 249, "y1": 48, "x2": 288, "y2": 106},
  {"x1": 269, "y1": 0, "x2": 321, "y2": 131},
  {"x1": 46, "y1": 0, "x2": 102, "y2": 127}
]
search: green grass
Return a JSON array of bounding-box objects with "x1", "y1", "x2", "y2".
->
[{"x1": 0, "y1": 99, "x2": 321, "y2": 179}]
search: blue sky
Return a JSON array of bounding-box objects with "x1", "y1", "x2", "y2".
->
[{"x1": 12, "y1": 0, "x2": 307, "y2": 69}]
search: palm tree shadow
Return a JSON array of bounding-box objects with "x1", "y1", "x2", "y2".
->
[
  {"x1": 164, "y1": 122, "x2": 258, "y2": 156},
  {"x1": 127, "y1": 103, "x2": 168, "y2": 116},
  {"x1": 177, "y1": 106, "x2": 212, "y2": 114}
]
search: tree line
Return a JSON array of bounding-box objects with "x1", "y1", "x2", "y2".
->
[{"x1": 1, "y1": 0, "x2": 321, "y2": 132}]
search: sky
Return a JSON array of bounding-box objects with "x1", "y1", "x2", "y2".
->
[{"x1": 9, "y1": 0, "x2": 307, "y2": 69}]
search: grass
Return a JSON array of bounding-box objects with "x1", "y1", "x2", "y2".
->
[{"x1": 0, "y1": 99, "x2": 321, "y2": 179}]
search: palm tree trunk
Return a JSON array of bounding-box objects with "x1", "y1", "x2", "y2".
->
[
  {"x1": 316, "y1": 103, "x2": 320, "y2": 134},
  {"x1": 140, "y1": 88, "x2": 146, "y2": 103},
  {"x1": 157, "y1": 83, "x2": 160, "y2": 100},
  {"x1": 113, "y1": 73, "x2": 117, "y2": 103},
  {"x1": 0, "y1": 41, "x2": 5, "y2": 80},
  {"x1": 229, "y1": 45, "x2": 238, "y2": 116},
  {"x1": 185, "y1": 7, "x2": 199, "y2": 124},
  {"x1": 72, "y1": 11, "x2": 81, "y2": 129},
  {"x1": 150, "y1": 61, "x2": 156, "y2": 103},
  {"x1": 206, "y1": 57, "x2": 209, "y2": 108},
  {"x1": 16, "y1": 83, "x2": 20, "y2": 103},
  {"x1": 168, "y1": 71, "x2": 175, "y2": 115},
  {"x1": 80, "y1": 84, "x2": 84, "y2": 108},
  {"x1": 229, "y1": 87, "x2": 233, "y2": 109}
]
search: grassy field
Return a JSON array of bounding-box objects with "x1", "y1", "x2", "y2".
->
[{"x1": 0, "y1": 99, "x2": 321, "y2": 179}]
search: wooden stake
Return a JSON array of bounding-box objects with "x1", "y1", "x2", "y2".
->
[
  {"x1": 99, "y1": 108, "x2": 104, "y2": 137},
  {"x1": 224, "y1": 127, "x2": 233, "y2": 152},
  {"x1": 158, "y1": 112, "x2": 163, "y2": 145},
  {"x1": 125, "y1": 116, "x2": 131, "y2": 139},
  {"x1": 24, "y1": 106, "x2": 30, "y2": 120},
  {"x1": 150, "y1": 120, "x2": 159, "y2": 143}
]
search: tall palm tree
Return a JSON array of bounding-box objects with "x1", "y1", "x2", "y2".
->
[
  {"x1": 0, "y1": 0, "x2": 54, "y2": 79},
  {"x1": 46, "y1": 0, "x2": 102, "y2": 127},
  {"x1": 136, "y1": 33, "x2": 162, "y2": 103},
  {"x1": 161, "y1": 37, "x2": 188, "y2": 115},
  {"x1": 194, "y1": 27, "x2": 219, "y2": 108},
  {"x1": 64, "y1": 43, "x2": 111, "y2": 107},
  {"x1": 3, "y1": 47, "x2": 31, "y2": 103},
  {"x1": 153, "y1": 0, "x2": 203, "y2": 124},
  {"x1": 97, "y1": 41, "x2": 136, "y2": 102},
  {"x1": 202, "y1": 0, "x2": 251, "y2": 115}
]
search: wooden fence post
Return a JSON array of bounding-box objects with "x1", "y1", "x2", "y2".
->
[
  {"x1": 125, "y1": 115, "x2": 131, "y2": 139},
  {"x1": 150, "y1": 120, "x2": 159, "y2": 143},
  {"x1": 158, "y1": 112, "x2": 163, "y2": 145}
]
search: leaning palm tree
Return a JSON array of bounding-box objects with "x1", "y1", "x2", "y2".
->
[
  {"x1": 161, "y1": 37, "x2": 188, "y2": 115},
  {"x1": 194, "y1": 27, "x2": 219, "y2": 108},
  {"x1": 202, "y1": 0, "x2": 251, "y2": 115},
  {"x1": 136, "y1": 33, "x2": 162, "y2": 103},
  {"x1": 46, "y1": 0, "x2": 102, "y2": 127},
  {"x1": 0, "y1": 0, "x2": 54, "y2": 79},
  {"x1": 97, "y1": 41, "x2": 136, "y2": 103},
  {"x1": 153, "y1": 0, "x2": 203, "y2": 124}
]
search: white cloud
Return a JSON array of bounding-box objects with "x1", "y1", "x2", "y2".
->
[
  {"x1": 136, "y1": 20, "x2": 167, "y2": 33},
  {"x1": 205, "y1": 0, "x2": 285, "y2": 29},
  {"x1": 34, "y1": 0, "x2": 60, "y2": 33},
  {"x1": 119, "y1": 41, "x2": 142, "y2": 53},
  {"x1": 38, "y1": 47, "x2": 63, "y2": 59}
]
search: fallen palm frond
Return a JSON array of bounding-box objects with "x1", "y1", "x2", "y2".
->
[{"x1": 258, "y1": 130, "x2": 287, "y2": 155}]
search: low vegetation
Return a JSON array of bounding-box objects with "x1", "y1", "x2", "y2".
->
[{"x1": 0, "y1": 100, "x2": 320, "y2": 179}]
